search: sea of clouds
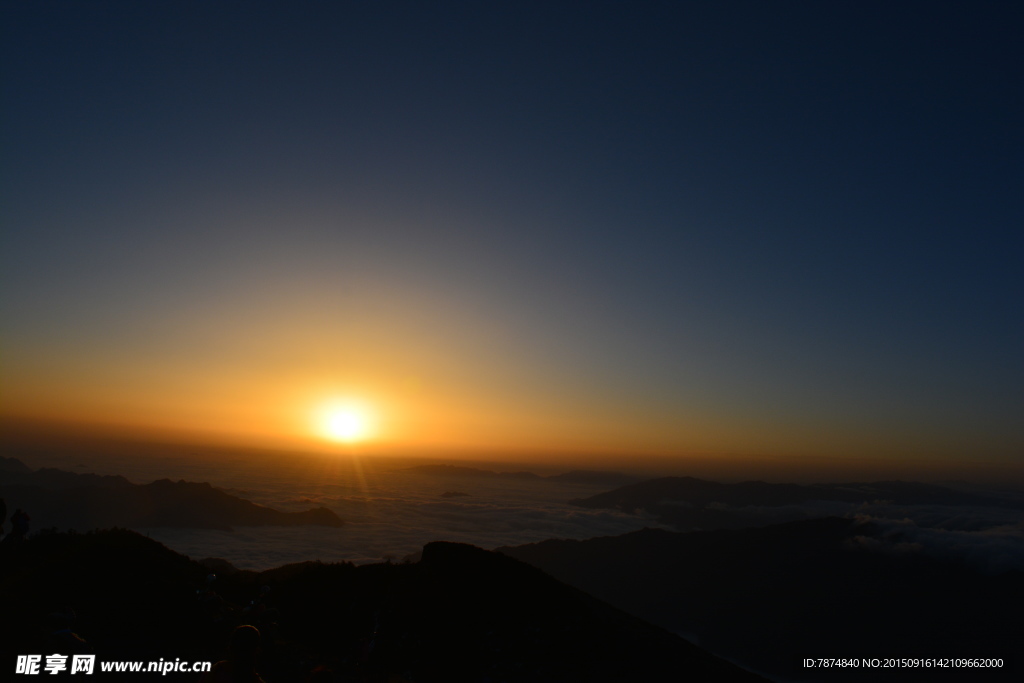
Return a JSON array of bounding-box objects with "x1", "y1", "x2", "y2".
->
[
  {"x1": 19, "y1": 449, "x2": 1024, "y2": 573},
  {"x1": 846, "y1": 505, "x2": 1024, "y2": 574},
  {"x1": 693, "y1": 499, "x2": 1024, "y2": 573},
  {"x1": 23, "y1": 449, "x2": 667, "y2": 570},
  {"x1": 145, "y1": 497, "x2": 663, "y2": 569}
]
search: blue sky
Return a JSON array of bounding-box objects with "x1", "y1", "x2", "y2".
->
[{"x1": 2, "y1": 1, "x2": 1021, "y2": 466}]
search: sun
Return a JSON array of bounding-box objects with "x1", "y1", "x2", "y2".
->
[{"x1": 316, "y1": 401, "x2": 375, "y2": 443}]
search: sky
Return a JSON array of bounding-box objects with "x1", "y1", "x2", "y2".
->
[{"x1": 2, "y1": 1, "x2": 1022, "y2": 472}]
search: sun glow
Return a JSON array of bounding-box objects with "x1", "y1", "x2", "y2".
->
[{"x1": 317, "y1": 401, "x2": 375, "y2": 443}]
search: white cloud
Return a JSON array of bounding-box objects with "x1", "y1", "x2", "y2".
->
[{"x1": 849, "y1": 514, "x2": 1024, "y2": 574}]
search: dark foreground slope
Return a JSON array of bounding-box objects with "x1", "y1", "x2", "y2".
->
[
  {"x1": 0, "y1": 458, "x2": 342, "y2": 531},
  {"x1": 501, "y1": 517, "x2": 1023, "y2": 682},
  {"x1": 0, "y1": 530, "x2": 766, "y2": 682}
]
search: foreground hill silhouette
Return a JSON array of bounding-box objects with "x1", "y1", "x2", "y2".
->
[
  {"x1": 570, "y1": 475, "x2": 1022, "y2": 531},
  {"x1": 0, "y1": 530, "x2": 766, "y2": 682},
  {"x1": 0, "y1": 458, "x2": 342, "y2": 531},
  {"x1": 501, "y1": 517, "x2": 1022, "y2": 682}
]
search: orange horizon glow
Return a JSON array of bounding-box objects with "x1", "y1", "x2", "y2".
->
[
  {"x1": 4, "y1": 386, "x2": 1023, "y2": 470},
  {"x1": 3, "y1": 411, "x2": 1024, "y2": 488},
  {"x1": 3, "y1": 273, "x2": 1023, "y2": 468}
]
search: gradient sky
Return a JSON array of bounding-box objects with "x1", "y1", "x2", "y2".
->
[{"x1": 2, "y1": 1, "x2": 1021, "y2": 467}]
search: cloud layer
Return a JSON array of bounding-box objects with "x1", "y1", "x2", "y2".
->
[{"x1": 20, "y1": 450, "x2": 1022, "y2": 573}]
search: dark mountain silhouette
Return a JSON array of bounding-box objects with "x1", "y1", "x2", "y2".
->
[
  {"x1": 0, "y1": 529, "x2": 767, "y2": 682},
  {"x1": 500, "y1": 517, "x2": 1023, "y2": 682},
  {"x1": 570, "y1": 476, "x2": 1021, "y2": 531},
  {"x1": 0, "y1": 460, "x2": 342, "y2": 531},
  {"x1": 0, "y1": 455, "x2": 33, "y2": 474}
]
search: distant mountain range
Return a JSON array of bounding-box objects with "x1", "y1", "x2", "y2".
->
[
  {"x1": 0, "y1": 529, "x2": 767, "y2": 682},
  {"x1": 570, "y1": 475, "x2": 1023, "y2": 531},
  {"x1": 0, "y1": 458, "x2": 342, "y2": 531},
  {"x1": 405, "y1": 464, "x2": 637, "y2": 486},
  {"x1": 501, "y1": 517, "x2": 1023, "y2": 682}
]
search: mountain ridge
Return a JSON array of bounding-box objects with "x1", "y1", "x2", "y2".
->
[
  {"x1": 570, "y1": 475, "x2": 1023, "y2": 531},
  {"x1": 0, "y1": 459, "x2": 343, "y2": 531},
  {"x1": 500, "y1": 516, "x2": 1022, "y2": 682},
  {"x1": 0, "y1": 528, "x2": 768, "y2": 682}
]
